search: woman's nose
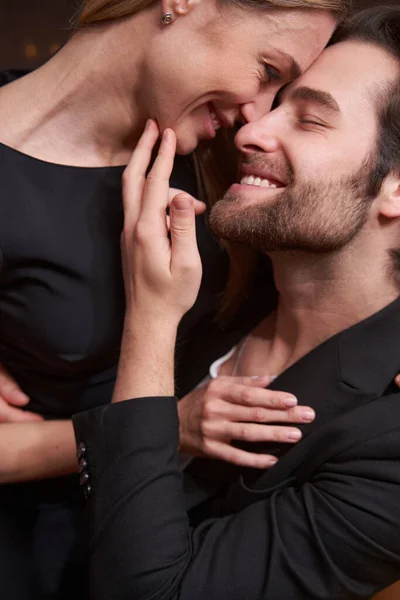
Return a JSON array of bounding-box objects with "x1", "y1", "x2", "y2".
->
[{"x1": 239, "y1": 87, "x2": 277, "y2": 124}]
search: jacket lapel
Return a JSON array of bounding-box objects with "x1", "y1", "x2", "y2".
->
[
  {"x1": 225, "y1": 296, "x2": 400, "y2": 511},
  {"x1": 185, "y1": 297, "x2": 400, "y2": 515}
]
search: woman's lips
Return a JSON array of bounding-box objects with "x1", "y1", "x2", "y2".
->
[
  {"x1": 208, "y1": 102, "x2": 222, "y2": 132},
  {"x1": 202, "y1": 102, "x2": 223, "y2": 138}
]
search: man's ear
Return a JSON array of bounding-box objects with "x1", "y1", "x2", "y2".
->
[
  {"x1": 161, "y1": 0, "x2": 200, "y2": 19},
  {"x1": 378, "y1": 173, "x2": 400, "y2": 219}
]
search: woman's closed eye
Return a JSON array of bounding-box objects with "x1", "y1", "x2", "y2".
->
[{"x1": 263, "y1": 64, "x2": 281, "y2": 84}]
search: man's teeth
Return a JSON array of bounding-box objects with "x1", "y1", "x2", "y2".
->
[
  {"x1": 240, "y1": 175, "x2": 278, "y2": 188},
  {"x1": 210, "y1": 110, "x2": 222, "y2": 131}
]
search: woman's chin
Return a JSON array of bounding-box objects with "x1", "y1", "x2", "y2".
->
[{"x1": 175, "y1": 136, "x2": 198, "y2": 156}]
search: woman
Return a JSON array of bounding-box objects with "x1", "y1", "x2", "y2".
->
[{"x1": 0, "y1": 0, "x2": 341, "y2": 597}]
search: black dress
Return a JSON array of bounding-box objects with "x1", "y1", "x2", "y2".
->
[{"x1": 0, "y1": 71, "x2": 274, "y2": 598}]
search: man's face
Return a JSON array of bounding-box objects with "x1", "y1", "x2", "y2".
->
[{"x1": 210, "y1": 41, "x2": 399, "y2": 253}]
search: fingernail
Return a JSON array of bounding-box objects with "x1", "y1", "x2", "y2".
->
[
  {"x1": 301, "y1": 408, "x2": 315, "y2": 421},
  {"x1": 251, "y1": 375, "x2": 270, "y2": 381},
  {"x1": 269, "y1": 457, "x2": 278, "y2": 466},
  {"x1": 283, "y1": 395, "x2": 297, "y2": 407},
  {"x1": 173, "y1": 197, "x2": 190, "y2": 210},
  {"x1": 288, "y1": 429, "x2": 302, "y2": 441}
]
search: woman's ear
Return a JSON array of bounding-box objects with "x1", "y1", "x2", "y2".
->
[
  {"x1": 173, "y1": 0, "x2": 201, "y2": 15},
  {"x1": 378, "y1": 173, "x2": 400, "y2": 219},
  {"x1": 161, "y1": 0, "x2": 200, "y2": 19}
]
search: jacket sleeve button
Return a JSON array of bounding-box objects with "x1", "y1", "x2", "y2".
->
[
  {"x1": 80, "y1": 472, "x2": 90, "y2": 486},
  {"x1": 77, "y1": 442, "x2": 87, "y2": 460},
  {"x1": 84, "y1": 484, "x2": 92, "y2": 500},
  {"x1": 78, "y1": 458, "x2": 88, "y2": 473}
]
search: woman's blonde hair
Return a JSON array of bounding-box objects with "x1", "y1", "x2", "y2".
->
[
  {"x1": 77, "y1": 0, "x2": 349, "y2": 27},
  {"x1": 76, "y1": 0, "x2": 352, "y2": 320}
]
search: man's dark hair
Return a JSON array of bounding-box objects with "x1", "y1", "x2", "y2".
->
[{"x1": 332, "y1": 7, "x2": 400, "y2": 197}]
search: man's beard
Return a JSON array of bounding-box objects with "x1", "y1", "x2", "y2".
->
[{"x1": 209, "y1": 157, "x2": 377, "y2": 254}]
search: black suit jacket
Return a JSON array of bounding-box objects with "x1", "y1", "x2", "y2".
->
[{"x1": 73, "y1": 297, "x2": 400, "y2": 600}]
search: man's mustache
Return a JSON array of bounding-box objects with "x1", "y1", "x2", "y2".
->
[{"x1": 239, "y1": 154, "x2": 294, "y2": 186}]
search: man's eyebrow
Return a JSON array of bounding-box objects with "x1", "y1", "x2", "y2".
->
[{"x1": 290, "y1": 86, "x2": 341, "y2": 113}]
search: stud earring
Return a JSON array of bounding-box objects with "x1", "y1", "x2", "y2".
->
[{"x1": 161, "y1": 13, "x2": 173, "y2": 24}]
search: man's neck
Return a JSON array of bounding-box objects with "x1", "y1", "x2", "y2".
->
[{"x1": 258, "y1": 234, "x2": 399, "y2": 375}]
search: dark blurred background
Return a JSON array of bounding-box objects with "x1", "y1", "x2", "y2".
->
[
  {"x1": 0, "y1": 0, "x2": 398, "y2": 69},
  {"x1": 0, "y1": 1, "x2": 76, "y2": 69}
]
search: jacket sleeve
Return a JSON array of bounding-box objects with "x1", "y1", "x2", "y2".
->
[{"x1": 73, "y1": 397, "x2": 400, "y2": 600}]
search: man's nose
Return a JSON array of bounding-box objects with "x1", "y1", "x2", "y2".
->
[{"x1": 235, "y1": 115, "x2": 281, "y2": 155}]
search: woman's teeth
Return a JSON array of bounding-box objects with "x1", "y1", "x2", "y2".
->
[
  {"x1": 210, "y1": 110, "x2": 222, "y2": 131},
  {"x1": 240, "y1": 175, "x2": 278, "y2": 188}
]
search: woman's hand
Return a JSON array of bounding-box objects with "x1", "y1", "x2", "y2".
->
[
  {"x1": 169, "y1": 187, "x2": 206, "y2": 217},
  {"x1": 178, "y1": 375, "x2": 315, "y2": 469},
  {"x1": 113, "y1": 120, "x2": 202, "y2": 401},
  {"x1": 0, "y1": 363, "x2": 43, "y2": 423},
  {"x1": 121, "y1": 120, "x2": 202, "y2": 325}
]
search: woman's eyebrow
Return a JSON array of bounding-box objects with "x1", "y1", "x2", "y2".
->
[{"x1": 276, "y1": 51, "x2": 302, "y2": 80}]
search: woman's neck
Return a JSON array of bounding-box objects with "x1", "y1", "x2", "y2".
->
[{"x1": 0, "y1": 14, "x2": 154, "y2": 167}]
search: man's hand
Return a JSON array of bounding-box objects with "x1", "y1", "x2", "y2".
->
[
  {"x1": 178, "y1": 375, "x2": 315, "y2": 468},
  {"x1": 0, "y1": 363, "x2": 43, "y2": 422}
]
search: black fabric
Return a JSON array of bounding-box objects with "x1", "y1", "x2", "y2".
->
[
  {"x1": 74, "y1": 296, "x2": 400, "y2": 600},
  {"x1": 0, "y1": 69, "x2": 274, "y2": 599},
  {"x1": 0, "y1": 506, "x2": 40, "y2": 600},
  {"x1": 0, "y1": 71, "x2": 272, "y2": 419}
]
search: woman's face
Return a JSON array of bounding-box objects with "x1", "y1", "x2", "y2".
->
[{"x1": 142, "y1": 4, "x2": 336, "y2": 154}]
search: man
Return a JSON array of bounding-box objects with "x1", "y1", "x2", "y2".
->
[{"x1": 73, "y1": 7, "x2": 400, "y2": 600}]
